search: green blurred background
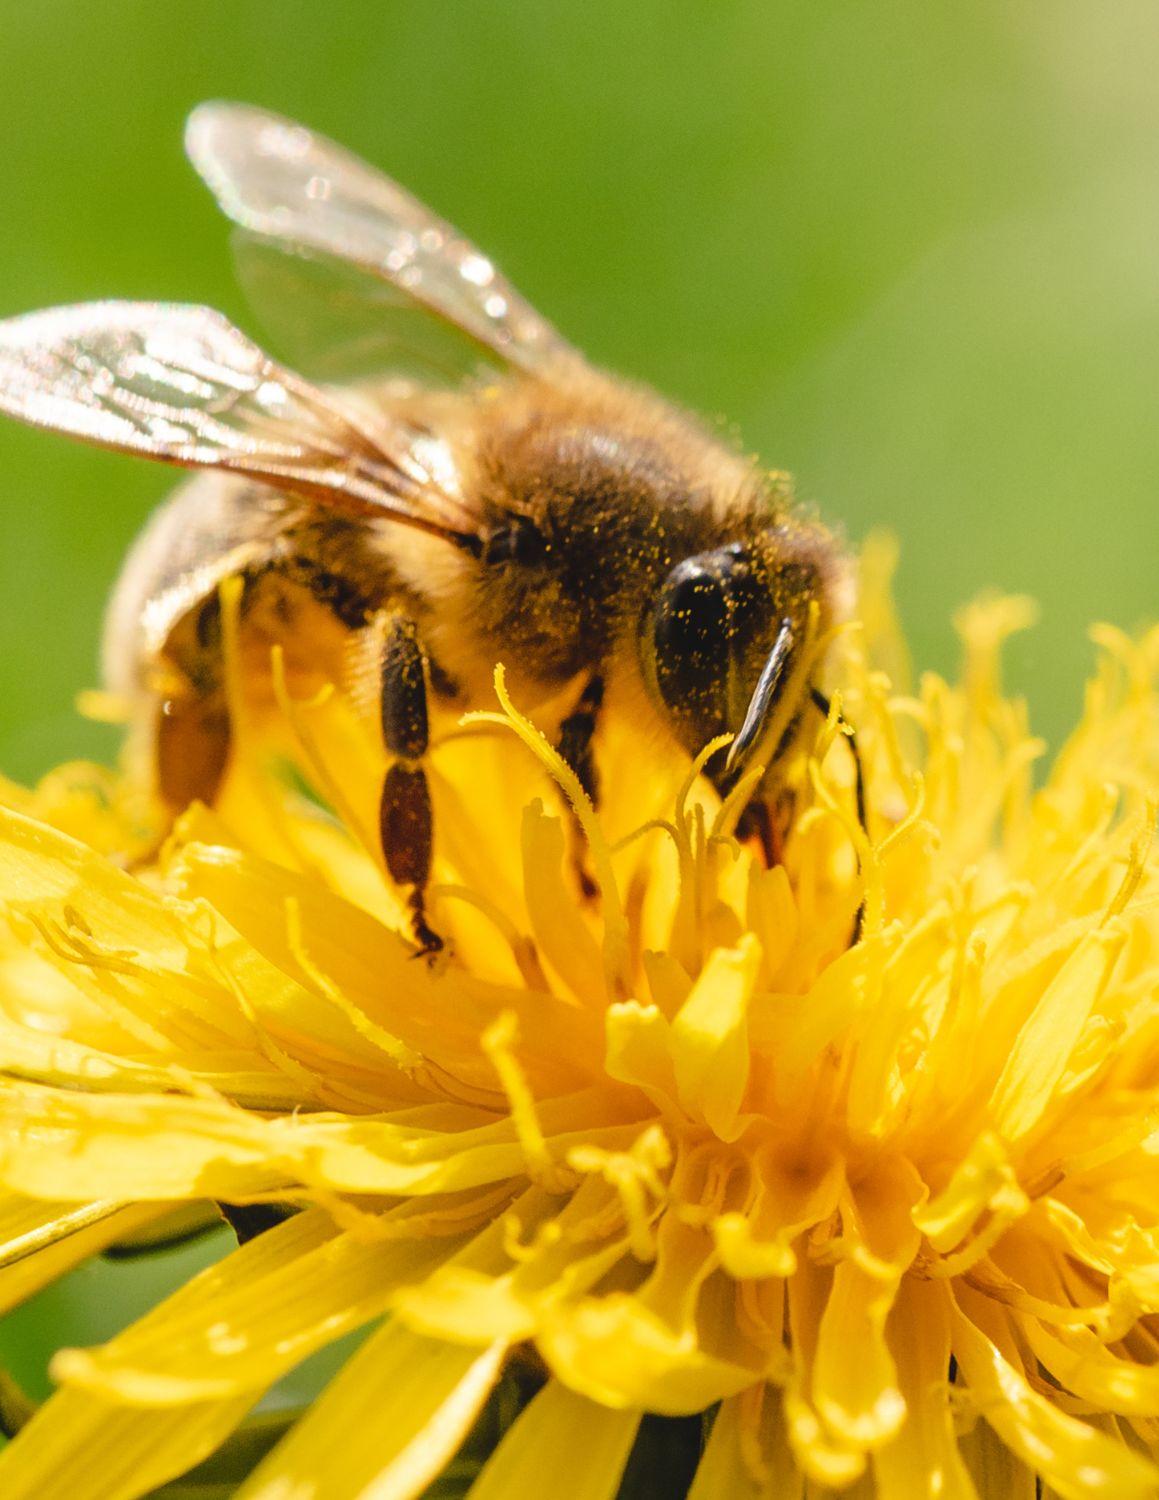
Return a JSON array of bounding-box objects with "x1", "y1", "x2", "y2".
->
[{"x1": 2, "y1": 0, "x2": 1159, "y2": 1424}]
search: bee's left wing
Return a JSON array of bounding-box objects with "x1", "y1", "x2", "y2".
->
[
  {"x1": 0, "y1": 301, "x2": 480, "y2": 548},
  {"x1": 185, "y1": 102, "x2": 580, "y2": 379}
]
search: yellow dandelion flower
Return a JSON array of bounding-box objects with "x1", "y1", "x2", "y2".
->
[{"x1": 0, "y1": 563, "x2": 1158, "y2": 1500}]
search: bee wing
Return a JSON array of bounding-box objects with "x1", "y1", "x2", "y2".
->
[
  {"x1": 229, "y1": 233, "x2": 514, "y2": 388},
  {"x1": 185, "y1": 101, "x2": 579, "y2": 377},
  {"x1": 0, "y1": 301, "x2": 479, "y2": 547}
]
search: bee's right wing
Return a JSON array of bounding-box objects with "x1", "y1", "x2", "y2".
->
[
  {"x1": 185, "y1": 102, "x2": 581, "y2": 382},
  {"x1": 0, "y1": 301, "x2": 480, "y2": 549}
]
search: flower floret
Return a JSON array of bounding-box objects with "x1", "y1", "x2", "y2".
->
[{"x1": 0, "y1": 599, "x2": 1157, "y2": 1497}]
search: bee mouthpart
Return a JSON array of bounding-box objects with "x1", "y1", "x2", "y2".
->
[{"x1": 724, "y1": 617, "x2": 795, "y2": 777}]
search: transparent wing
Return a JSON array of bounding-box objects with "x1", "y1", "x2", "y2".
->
[
  {"x1": 186, "y1": 101, "x2": 578, "y2": 376},
  {"x1": 231, "y1": 232, "x2": 515, "y2": 388},
  {"x1": 0, "y1": 301, "x2": 480, "y2": 548}
]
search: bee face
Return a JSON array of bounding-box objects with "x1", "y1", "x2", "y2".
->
[
  {"x1": 640, "y1": 526, "x2": 834, "y2": 787},
  {"x1": 463, "y1": 389, "x2": 841, "y2": 782},
  {"x1": 467, "y1": 398, "x2": 710, "y2": 686}
]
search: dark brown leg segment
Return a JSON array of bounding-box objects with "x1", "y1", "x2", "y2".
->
[
  {"x1": 555, "y1": 675, "x2": 604, "y2": 899},
  {"x1": 377, "y1": 617, "x2": 441, "y2": 952},
  {"x1": 735, "y1": 796, "x2": 781, "y2": 867},
  {"x1": 556, "y1": 675, "x2": 604, "y2": 804},
  {"x1": 156, "y1": 695, "x2": 232, "y2": 813}
]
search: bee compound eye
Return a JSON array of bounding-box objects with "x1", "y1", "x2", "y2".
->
[
  {"x1": 646, "y1": 546, "x2": 777, "y2": 764},
  {"x1": 648, "y1": 559, "x2": 731, "y2": 744},
  {"x1": 652, "y1": 562, "x2": 728, "y2": 669}
]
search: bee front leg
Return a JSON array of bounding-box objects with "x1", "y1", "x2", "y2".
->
[
  {"x1": 735, "y1": 796, "x2": 782, "y2": 867},
  {"x1": 377, "y1": 616, "x2": 442, "y2": 953},
  {"x1": 556, "y1": 674, "x2": 605, "y2": 805},
  {"x1": 556, "y1": 675, "x2": 604, "y2": 898},
  {"x1": 152, "y1": 588, "x2": 234, "y2": 816},
  {"x1": 156, "y1": 693, "x2": 231, "y2": 814}
]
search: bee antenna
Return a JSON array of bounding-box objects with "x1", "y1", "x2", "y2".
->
[
  {"x1": 372, "y1": 503, "x2": 482, "y2": 557},
  {"x1": 448, "y1": 528, "x2": 484, "y2": 558},
  {"x1": 725, "y1": 618, "x2": 795, "y2": 776}
]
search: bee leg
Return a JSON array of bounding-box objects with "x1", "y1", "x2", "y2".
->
[
  {"x1": 154, "y1": 591, "x2": 233, "y2": 815},
  {"x1": 377, "y1": 616, "x2": 442, "y2": 953},
  {"x1": 735, "y1": 797, "x2": 781, "y2": 867},
  {"x1": 218, "y1": 1201, "x2": 295, "y2": 1246},
  {"x1": 556, "y1": 675, "x2": 604, "y2": 898},
  {"x1": 557, "y1": 675, "x2": 604, "y2": 805},
  {"x1": 152, "y1": 556, "x2": 385, "y2": 823},
  {"x1": 156, "y1": 694, "x2": 231, "y2": 813}
]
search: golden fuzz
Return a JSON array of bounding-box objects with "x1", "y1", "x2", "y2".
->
[{"x1": 0, "y1": 568, "x2": 1157, "y2": 1498}]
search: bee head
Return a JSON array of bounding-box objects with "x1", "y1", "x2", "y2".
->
[{"x1": 640, "y1": 529, "x2": 833, "y2": 791}]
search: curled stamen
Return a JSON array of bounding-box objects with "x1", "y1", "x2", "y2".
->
[
  {"x1": 482, "y1": 1011, "x2": 573, "y2": 1192},
  {"x1": 428, "y1": 883, "x2": 550, "y2": 992},
  {"x1": 712, "y1": 762, "x2": 768, "y2": 843},
  {"x1": 568, "y1": 1124, "x2": 671, "y2": 1262},
  {"x1": 674, "y1": 734, "x2": 733, "y2": 856}
]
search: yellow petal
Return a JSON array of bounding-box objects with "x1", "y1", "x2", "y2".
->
[
  {"x1": 745, "y1": 863, "x2": 799, "y2": 983},
  {"x1": 763, "y1": 936, "x2": 883, "y2": 1108},
  {"x1": 685, "y1": 1386, "x2": 807, "y2": 1499},
  {"x1": 686, "y1": 1395, "x2": 763, "y2": 1500},
  {"x1": 537, "y1": 1292, "x2": 755, "y2": 1415},
  {"x1": 393, "y1": 1177, "x2": 630, "y2": 1347},
  {"x1": 669, "y1": 935, "x2": 760, "y2": 1140},
  {"x1": 0, "y1": 1009, "x2": 304, "y2": 1111},
  {"x1": 604, "y1": 1001, "x2": 680, "y2": 1114},
  {"x1": 913, "y1": 1132, "x2": 1024, "y2": 1254},
  {"x1": 951, "y1": 1290, "x2": 1159, "y2": 1500},
  {"x1": 0, "y1": 1084, "x2": 291, "y2": 1202},
  {"x1": 783, "y1": 1255, "x2": 868, "y2": 1487},
  {"x1": 812, "y1": 1162, "x2": 924, "y2": 1449},
  {"x1": 688, "y1": 1393, "x2": 786, "y2": 1499},
  {"x1": 236, "y1": 1324, "x2": 505, "y2": 1500},
  {"x1": 520, "y1": 801, "x2": 605, "y2": 1005},
  {"x1": 873, "y1": 1278, "x2": 977, "y2": 1500},
  {"x1": 0, "y1": 1079, "x2": 647, "y2": 1202},
  {"x1": 0, "y1": 1193, "x2": 119, "y2": 1263},
  {"x1": 713, "y1": 1148, "x2": 844, "y2": 1281},
  {"x1": 813, "y1": 1260, "x2": 906, "y2": 1447},
  {"x1": 1024, "y1": 1322, "x2": 1159, "y2": 1417},
  {"x1": 641, "y1": 949, "x2": 692, "y2": 1017},
  {"x1": 847, "y1": 1155, "x2": 925, "y2": 1271},
  {"x1": 51, "y1": 1206, "x2": 466, "y2": 1405},
  {"x1": 0, "y1": 1195, "x2": 165, "y2": 1315},
  {"x1": 957, "y1": 1416, "x2": 1038, "y2": 1500},
  {"x1": 0, "y1": 805, "x2": 254, "y2": 1053},
  {"x1": 989, "y1": 927, "x2": 1127, "y2": 1144},
  {"x1": 466, "y1": 1380, "x2": 640, "y2": 1500},
  {"x1": 177, "y1": 840, "x2": 604, "y2": 1094},
  {"x1": 0, "y1": 1389, "x2": 254, "y2": 1500}
]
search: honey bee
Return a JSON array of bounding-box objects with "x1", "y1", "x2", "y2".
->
[{"x1": 0, "y1": 103, "x2": 853, "y2": 949}]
